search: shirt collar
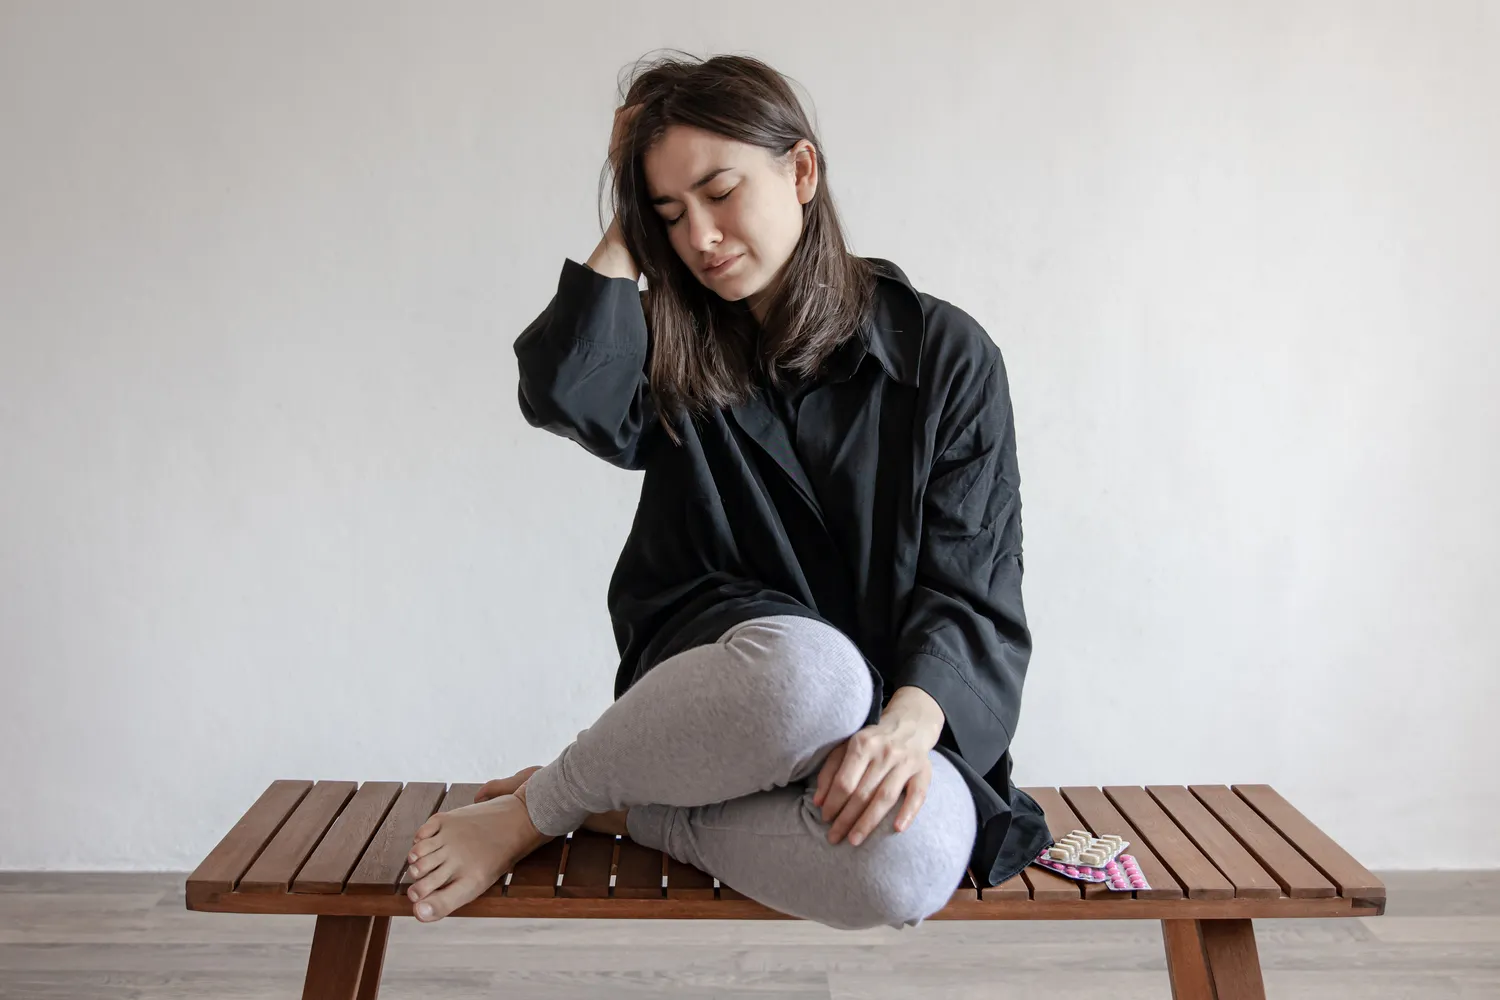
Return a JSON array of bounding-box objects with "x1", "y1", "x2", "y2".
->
[{"x1": 828, "y1": 257, "x2": 924, "y2": 387}]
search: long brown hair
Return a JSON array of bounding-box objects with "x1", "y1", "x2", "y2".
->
[{"x1": 601, "y1": 53, "x2": 877, "y2": 432}]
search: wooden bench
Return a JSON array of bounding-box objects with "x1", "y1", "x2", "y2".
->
[{"x1": 186, "y1": 781, "x2": 1384, "y2": 999}]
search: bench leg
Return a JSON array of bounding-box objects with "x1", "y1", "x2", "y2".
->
[
  {"x1": 302, "y1": 914, "x2": 389, "y2": 1000},
  {"x1": 1161, "y1": 919, "x2": 1266, "y2": 1000},
  {"x1": 358, "y1": 916, "x2": 391, "y2": 1000}
]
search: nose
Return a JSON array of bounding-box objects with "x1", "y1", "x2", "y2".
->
[{"x1": 685, "y1": 207, "x2": 721, "y2": 254}]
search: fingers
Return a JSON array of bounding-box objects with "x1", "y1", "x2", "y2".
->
[
  {"x1": 816, "y1": 733, "x2": 933, "y2": 846},
  {"x1": 811, "y1": 741, "x2": 845, "y2": 810},
  {"x1": 892, "y1": 771, "x2": 930, "y2": 833},
  {"x1": 842, "y1": 775, "x2": 911, "y2": 847},
  {"x1": 826, "y1": 754, "x2": 899, "y2": 846},
  {"x1": 817, "y1": 732, "x2": 881, "y2": 838}
]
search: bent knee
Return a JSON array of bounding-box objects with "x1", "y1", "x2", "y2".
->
[
  {"x1": 722, "y1": 616, "x2": 872, "y2": 743},
  {"x1": 831, "y1": 761, "x2": 977, "y2": 929},
  {"x1": 852, "y1": 835, "x2": 972, "y2": 928}
]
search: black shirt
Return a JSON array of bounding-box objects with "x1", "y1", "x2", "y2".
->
[{"x1": 515, "y1": 256, "x2": 1051, "y2": 887}]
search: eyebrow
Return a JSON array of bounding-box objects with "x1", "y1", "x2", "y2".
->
[{"x1": 649, "y1": 167, "x2": 734, "y2": 207}]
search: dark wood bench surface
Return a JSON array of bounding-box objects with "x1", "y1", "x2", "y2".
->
[{"x1": 186, "y1": 782, "x2": 1384, "y2": 921}]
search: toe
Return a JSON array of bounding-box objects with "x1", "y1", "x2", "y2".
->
[
  {"x1": 413, "y1": 813, "x2": 445, "y2": 842},
  {"x1": 408, "y1": 859, "x2": 457, "y2": 903},
  {"x1": 407, "y1": 846, "x2": 447, "y2": 882},
  {"x1": 408, "y1": 837, "x2": 444, "y2": 865},
  {"x1": 414, "y1": 875, "x2": 485, "y2": 923}
]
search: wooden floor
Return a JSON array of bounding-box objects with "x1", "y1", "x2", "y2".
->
[{"x1": 0, "y1": 871, "x2": 1494, "y2": 998}]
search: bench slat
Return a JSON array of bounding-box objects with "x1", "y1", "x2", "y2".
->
[
  {"x1": 1013, "y1": 786, "x2": 1083, "y2": 901},
  {"x1": 1059, "y1": 786, "x2": 1183, "y2": 900},
  {"x1": 1104, "y1": 786, "x2": 1233, "y2": 900},
  {"x1": 239, "y1": 781, "x2": 357, "y2": 893},
  {"x1": 186, "y1": 780, "x2": 312, "y2": 894},
  {"x1": 397, "y1": 783, "x2": 481, "y2": 893},
  {"x1": 558, "y1": 830, "x2": 616, "y2": 899},
  {"x1": 294, "y1": 781, "x2": 402, "y2": 894},
  {"x1": 345, "y1": 782, "x2": 448, "y2": 895},
  {"x1": 613, "y1": 837, "x2": 665, "y2": 899},
  {"x1": 506, "y1": 836, "x2": 567, "y2": 898},
  {"x1": 1231, "y1": 784, "x2": 1385, "y2": 901},
  {"x1": 1022, "y1": 787, "x2": 1125, "y2": 901},
  {"x1": 1020, "y1": 862, "x2": 1080, "y2": 901},
  {"x1": 947, "y1": 867, "x2": 984, "y2": 907},
  {"x1": 666, "y1": 856, "x2": 716, "y2": 900},
  {"x1": 983, "y1": 872, "x2": 1030, "y2": 900},
  {"x1": 1189, "y1": 786, "x2": 1336, "y2": 898},
  {"x1": 1148, "y1": 785, "x2": 1281, "y2": 899}
]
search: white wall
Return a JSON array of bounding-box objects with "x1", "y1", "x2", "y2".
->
[{"x1": 1, "y1": 0, "x2": 1496, "y2": 871}]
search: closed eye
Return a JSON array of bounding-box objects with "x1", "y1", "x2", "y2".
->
[{"x1": 664, "y1": 189, "x2": 734, "y2": 227}]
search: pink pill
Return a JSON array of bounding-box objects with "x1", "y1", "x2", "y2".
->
[
  {"x1": 1130, "y1": 875, "x2": 1146, "y2": 885},
  {"x1": 1065, "y1": 866, "x2": 1079, "y2": 875},
  {"x1": 1105, "y1": 861, "x2": 1120, "y2": 871}
]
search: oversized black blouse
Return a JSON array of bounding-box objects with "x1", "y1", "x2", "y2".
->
[{"x1": 515, "y1": 256, "x2": 1051, "y2": 886}]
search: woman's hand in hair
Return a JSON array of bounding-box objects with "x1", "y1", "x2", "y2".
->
[
  {"x1": 811, "y1": 691, "x2": 944, "y2": 847},
  {"x1": 585, "y1": 104, "x2": 645, "y2": 282}
]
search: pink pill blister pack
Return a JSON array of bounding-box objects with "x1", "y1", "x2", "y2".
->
[{"x1": 1031, "y1": 829, "x2": 1152, "y2": 891}]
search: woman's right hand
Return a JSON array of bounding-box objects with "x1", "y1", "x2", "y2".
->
[
  {"x1": 589, "y1": 104, "x2": 645, "y2": 280},
  {"x1": 474, "y1": 765, "x2": 543, "y2": 803}
]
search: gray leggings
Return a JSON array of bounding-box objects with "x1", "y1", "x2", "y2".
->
[{"x1": 521, "y1": 615, "x2": 977, "y2": 930}]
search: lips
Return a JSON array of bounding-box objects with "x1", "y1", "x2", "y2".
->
[{"x1": 703, "y1": 253, "x2": 742, "y2": 275}]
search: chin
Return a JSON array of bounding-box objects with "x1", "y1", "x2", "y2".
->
[{"x1": 711, "y1": 273, "x2": 765, "y2": 304}]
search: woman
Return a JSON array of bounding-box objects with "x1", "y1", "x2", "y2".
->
[{"x1": 404, "y1": 53, "x2": 1052, "y2": 930}]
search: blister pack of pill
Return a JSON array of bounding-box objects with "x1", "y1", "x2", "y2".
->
[
  {"x1": 1031, "y1": 829, "x2": 1152, "y2": 891},
  {"x1": 1046, "y1": 830, "x2": 1127, "y2": 867}
]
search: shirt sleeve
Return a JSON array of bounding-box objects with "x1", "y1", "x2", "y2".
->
[
  {"x1": 514, "y1": 258, "x2": 662, "y2": 470},
  {"x1": 889, "y1": 352, "x2": 1031, "y2": 779}
]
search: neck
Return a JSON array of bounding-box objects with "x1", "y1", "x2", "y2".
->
[
  {"x1": 747, "y1": 289, "x2": 770, "y2": 326},
  {"x1": 747, "y1": 264, "x2": 787, "y2": 325}
]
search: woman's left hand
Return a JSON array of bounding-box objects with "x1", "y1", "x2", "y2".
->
[{"x1": 812, "y1": 720, "x2": 934, "y2": 847}]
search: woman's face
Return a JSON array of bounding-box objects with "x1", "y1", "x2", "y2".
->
[{"x1": 643, "y1": 125, "x2": 818, "y2": 320}]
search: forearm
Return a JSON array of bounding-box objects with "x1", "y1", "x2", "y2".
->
[
  {"x1": 883, "y1": 685, "x2": 946, "y2": 751},
  {"x1": 514, "y1": 256, "x2": 655, "y2": 468}
]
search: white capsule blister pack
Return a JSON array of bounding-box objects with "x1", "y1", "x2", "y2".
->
[{"x1": 1031, "y1": 829, "x2": 1152, "y2": 891}]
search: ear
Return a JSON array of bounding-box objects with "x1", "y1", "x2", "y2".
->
[{"x1": 789, "y1": 139, "x2": 819, "y2": 205}]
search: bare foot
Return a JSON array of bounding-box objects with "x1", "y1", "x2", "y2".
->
[
  {"x1": 405, "y1": 784, "x2": 551, "y2": 922},
  {"x1": 474, "y1": 765, "x2": 630, "y2": 838}
]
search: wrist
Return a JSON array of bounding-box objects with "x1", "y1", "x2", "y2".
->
[
  {"x1": 884, "y1": 685, "x2": 945, "y2": 751},
  {"x1": 587, "y1": 220, "x2": 639, "y2": 281}
]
